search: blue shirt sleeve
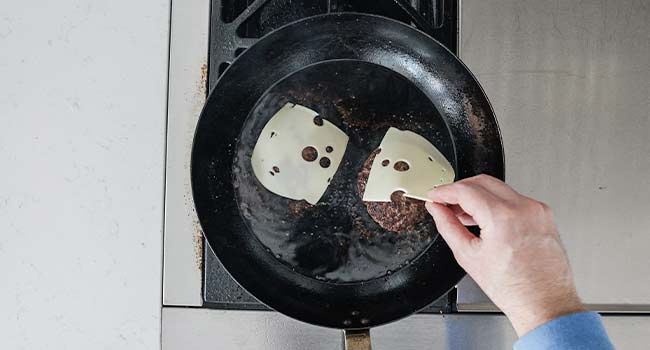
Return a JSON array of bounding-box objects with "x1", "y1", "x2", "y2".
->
[{"x1": 513, "y1": 311, "x2": 614, "y2": 350}]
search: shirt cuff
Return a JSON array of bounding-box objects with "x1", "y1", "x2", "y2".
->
[{"x1": 513, "y1": 311, "x2": 614, "y2": 350}]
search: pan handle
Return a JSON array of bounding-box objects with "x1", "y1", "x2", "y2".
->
[{"x1": 343, "y1": 329, "x2": 371, "y2": 350}]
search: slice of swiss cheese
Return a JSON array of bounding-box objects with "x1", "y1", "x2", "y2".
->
[
  {"x1": 362, "y1": 127, "x2": 455, "y2": 202},
  {"x1": 251, "y1": 103, "x2": 349, "y2": 204}
]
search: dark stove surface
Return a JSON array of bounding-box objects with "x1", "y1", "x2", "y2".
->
[
  {"x1": 209, "y1": 0, "x2": 458, "y2": 88},
  {"x1": 204, "y1": 0, "x2": 458, "y2": 312}
]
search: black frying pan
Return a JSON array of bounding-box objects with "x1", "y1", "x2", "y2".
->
[{"x1": 192, "y1": 12, "x2": 504, "y2": 346}]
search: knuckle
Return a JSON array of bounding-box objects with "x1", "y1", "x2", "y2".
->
[
  {"x1": 453, "y1": 181, "x2": 471, "y2": 190},
  {"x1": 450, "y1": 182, "x2": 471, "y2": 196},
  {"x1": 465, "y1": 174, "x2": 489, "y2": 187},
  {"x1": 474, "y1": 173, "x2": 502, "y2": 187},
  {"x1": 533, "y1": 200, "x2": 553, "y2": 218},
  {"x1": 454, "y1": 182, "x2": 477, "y2": 194}
]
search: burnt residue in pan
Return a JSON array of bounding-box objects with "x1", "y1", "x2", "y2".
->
[{"x1": 232, "y1": 60, "x2": 456, "y2": 283}]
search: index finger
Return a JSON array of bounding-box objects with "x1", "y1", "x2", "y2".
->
[{"x1": 427, "y1": 181, "x2": 502, "y2": 228}]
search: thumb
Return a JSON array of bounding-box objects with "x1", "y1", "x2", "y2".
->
[{"x1": 425, "y1": 202, "x2": 478, "y2": 257}]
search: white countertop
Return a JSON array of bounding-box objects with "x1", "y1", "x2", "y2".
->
[{"x1": 0, "y1": 1, "x2": 170, "y2": 349}]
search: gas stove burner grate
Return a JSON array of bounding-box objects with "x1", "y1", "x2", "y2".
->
[{"x1": 209, "y1": 0, "x2": 458, "y2": 88}]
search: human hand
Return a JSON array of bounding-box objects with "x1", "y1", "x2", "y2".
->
[{"x1": 425, "y1": 174, "x2": 585, "y2": 336}]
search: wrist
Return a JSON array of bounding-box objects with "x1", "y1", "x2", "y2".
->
[{"x1": 503, "y1": 292, "x2": 586, "y2": 337}]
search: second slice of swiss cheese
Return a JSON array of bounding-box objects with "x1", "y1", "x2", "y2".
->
[{"x1": 362, "y1": 127, "x2": 455, "y2": 202}]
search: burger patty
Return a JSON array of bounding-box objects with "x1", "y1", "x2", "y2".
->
[{"x1": 357, "y1": 149, "x2": 428, "y2": 232}]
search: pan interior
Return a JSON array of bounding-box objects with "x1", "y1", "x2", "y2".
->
[{"x1": 233, "y1": 60, "x2": 456, "y2": 283}]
